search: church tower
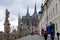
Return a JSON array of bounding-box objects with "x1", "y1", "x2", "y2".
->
[
  {"x1": 17, "y1": 14, "x2": 21, "y2": 38},
  {"x1": 18, "y1": 14, "x2": 20, "y2": 27},
  {"x1": 4, "y1": 9, "x2": 10, "y2": 40},
  {"x1": 31, "y1": 3, "x2": 39, "y2": 32}
]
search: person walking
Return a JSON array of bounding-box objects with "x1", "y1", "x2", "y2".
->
[
  {"x1": 50, "y1": 22, "x2": 55, "y2": 40},
  {"x1": 57, "y1": 32, "x2": 60, "y2": 40},
  {"x1": 51, "y1": 30, "x2": 55, "y2": 40},
  {"x1": 41, "y1": 28, "x2": 44, "y2": 36},
  {"x1": 44, "y1": 31, "x2": 48, "y2": 40}
]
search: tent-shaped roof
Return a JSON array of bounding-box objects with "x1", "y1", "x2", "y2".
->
[
  {"x1": 25, "y1": 6, "x2": 30, "y2": 17},
  {"x1": 32, "y1": 4, "x2": 38, "y2": 17}
]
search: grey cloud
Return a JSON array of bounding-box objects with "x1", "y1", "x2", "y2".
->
[
  {"x1": 0, "y1": 0, "x2": 43, "y2": 31},
  {"x1": 0, "y1": 0, "x2": 42, "y2": 21},
  {"x1": 0, "y1": 0, "x2": 15, "y2": 7}
]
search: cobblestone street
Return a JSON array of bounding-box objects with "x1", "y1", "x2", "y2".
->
[
  {"x1": 16, "y1": 35, "x2": 42, "y2": 40},
  {"x1": 16, "y1": 35, "x2": 58, "y2": 40}
]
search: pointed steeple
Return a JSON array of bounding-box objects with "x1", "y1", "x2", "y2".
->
[
  {"x1": 26, "y1": 6, "x2": 30, "y2": 17},
  {"x1": 18, "y1": 13, "x2": 20, "y2": 25},
  {"x1": 35, "y1": 3, "x2": 36, "y2": 11},
  {"x1": 18, "y1": 13, "x2": 20, "y2": 20},
  {"x1": 32, "y1": 3, "x2": 38, "y2": 17}
]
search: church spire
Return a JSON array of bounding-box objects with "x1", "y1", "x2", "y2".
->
[
  {"x1": 32, "y1": 3, "x2": 38, "y2": 17},
  {"x1": 18, "y1": 13, "x2": 20, "y2": 19},
  {"x1": 27, "y1": 6, "x2": 29, "y2": 14},
  {"x1": 18, "y1": 13, "x2": 20, "y2": 24},
  {"x1": 26, "y1": 6, "x2": 30, "y2": 17},
  {"x1": 35, "y1": 3, "x2": 36, "y2": 11}
]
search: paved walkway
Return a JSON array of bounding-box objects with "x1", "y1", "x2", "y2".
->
[{"x1": 16, "y1": 35, "x2": 58, "y2": 40}]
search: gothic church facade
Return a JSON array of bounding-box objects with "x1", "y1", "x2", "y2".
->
[{"x1": 18, "y1": 4, "x2": 39, "y2": 35}]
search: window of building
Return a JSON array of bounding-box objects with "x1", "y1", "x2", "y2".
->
[
  {"x1": 56, "y1": 23, "x2": 57, "y2": 31},
  {"x1": 54, "y1": 7, "x2": 55, "y2": 16},
  {"x1": 32, "y1": 21, "x2": 36, "y2": 26},
  {"x1": 49, "y1": 13, "x2": 50, "y2": 20},
  {"x1": 56, "y1": 4, "x2": 57, "y2": 15},
  {"x1": 27, "y1": 20, "x2": 29, "y2": 25},
  {"x1": 49, "y1": 13, "x2": 51, "y2": 19},
  {"x1": 32, "y1": 21, "x2": 34, "y2": 26},
  {"x1": 51, "y1": 11, "x2": 52, "y2": 17},
  {"x1": 47, "y1": 15, "x2": 48, "y2": 22},
  {"x1": 53, "y1": 7, "x2": 54, "y2": 16},
  {"x1": 48, "y1": 13, "x2": 50, "y2": 21},
  {"x1": 35, "y1": 21, "x2": 36, "y2": 26},
  {"x1": 50, "y1": 11, "x2": 52, "y2": 20},
  {"x1": 49, "y1": 11, "x2": 52, "y2": 20}
]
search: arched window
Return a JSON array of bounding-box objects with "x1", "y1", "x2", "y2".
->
[{"x1": 27, "y1": 20, "x2": 29, "y2": 25}]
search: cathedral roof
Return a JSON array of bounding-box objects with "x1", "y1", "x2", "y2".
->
[
  {"x1": 32, "y1": 4, "x2": 38, "y2": 18},
  {"x1": 18, "y1": 14, "x2": 20, "y2": 20},
  {"x1": 25, "y1": 6, "x2": 30, "y2": 17}
]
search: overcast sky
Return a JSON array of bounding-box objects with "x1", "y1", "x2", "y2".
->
[{"x1": 0, "y1": 0, "x2": 44, "y2": 32}]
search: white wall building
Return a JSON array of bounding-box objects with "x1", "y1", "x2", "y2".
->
[
  {"x1": 38, "y1": 0, "x2": 60, "y2": 37},
  {"x1": 47, "y1": 0, "x2": 60, "y2": 36}
]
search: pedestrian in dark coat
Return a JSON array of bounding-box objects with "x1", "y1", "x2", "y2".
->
[
  {"x1": 50, "y1": 22, "x2": 55, "y2": 40},
  {"x1": 57, "y1": 32, "x2": 60, "y2": 40},
  {"x1": 51, "y1": 30, "x2": 55, "y2": 40},
  {"x1": 44, "y1": 31, "x2": 48, "y2": 40}
]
